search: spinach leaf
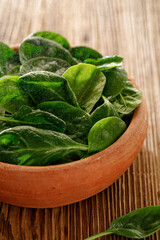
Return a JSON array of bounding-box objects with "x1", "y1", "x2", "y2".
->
[
  {"x1": 62, "y1": 63, "x2": 106, "y2": 113},
  {"x1": 103, "y1": 66, "x2": 128, "y2": 97},
  {"x1": 70, "y1": 46, "x2": 102, "y2": 61},
  {"x1": 19, "y1": 37, "x2": 77, "y2": 65},
  {"x1": 0, "y1": 76, "x2": 31, "y2": 113},
  {"x1": 0, "y1": 42, "x2": 20, "y2": 77},
  {"x1": 0, "y1": 105, "x2": 66, "y2": 132},
  {"x1": 91, "y1": 96, "x2": 119, "y2": 125},
  {"x1": 20, "y1": 57, "x2": 70, "y2": 75},
  {"x1": 7, "y1": 65, "x2": 21, "y2": 75},
  {"x1": 85, "y1": 206, "x2": 160, "y2": 239},
  {"x1": 110, "y1": 81, "x2": 142, "y2": 114},
  {"x1": 38, "y1": 101, "x2": 92, "y2": 139},
  {"x1": 88, "y1": 117, "x2": 127, "y2": 153},
  {"x1": 84, "y1": 55, "x2": 123, "y2": 71},
  {"x1": 30, "y1": 31, "x2": 70, "y2": 49},
  {"x1": 19, "y1": 71, "x2": 79, "y2": 107},
  {"x1": 0, "y1": 126, "x2": 88, "y2": 166}
]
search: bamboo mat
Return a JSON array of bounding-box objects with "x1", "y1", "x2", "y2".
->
[{"x1": 0, "y1": 0, "x2": 160, "y2": 239}]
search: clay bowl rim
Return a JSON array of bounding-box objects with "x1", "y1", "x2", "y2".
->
[{"x1": 0, "y1": 45, "x2": 146, "y2": 172}]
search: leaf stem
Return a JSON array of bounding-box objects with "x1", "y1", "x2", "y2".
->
[{"x1": 84, "y1": 230, "x2": 112, "y2": 240}]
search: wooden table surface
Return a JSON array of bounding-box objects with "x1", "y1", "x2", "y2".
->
[{"x1": 0, "y1": 0, "x2": 160, "y2": 239}]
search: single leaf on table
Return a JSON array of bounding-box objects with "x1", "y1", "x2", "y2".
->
[
  {"x1": 70, "y1": 46, "x2": 102, "y2": 61},
  {"x1": 19, "y1": 71, "x2": 79, "y2": 107},
  {"x1": 84, "y1": 55, "x2": 123, "y2": 71},
  {"x1": 30, "y1": 31, "x2": 70, "y2": 49},
  {"x1": 0, "y1": 105, "x2": 66, "y2": 132},
  {"x1": 0, "y1": 126, "x2": 88, "y2": 166},
  {"x1": 62, "y1": 63, "x2": 106, "y2": 113},
  {"x1": 19, "y1": 37, "x2": 77, "y2": 65},
  {"x1": 20, "y1": 57, "x2": 70, "y2": 75},
  {"x1": 0, "y1": 76, "x2": 31, "y2": 113},
  {"x1": 103, "y1": 66, "x2": 128, "y2": 97},
  {"x1": 85, "y1": 206, "x2": 160, "y2": 239},
  {"x1": 38, "y1": 101, "x2": 92, "y2": 139},
  {"x1": 110, "y1": 80, "x2": 142, "y2": 114},
  {"x1": 91, "y1": 96, "x2": 119, "y2": 125},
  {"x1": 88, "y1": 117, "x2": 127, "y2": 154}
]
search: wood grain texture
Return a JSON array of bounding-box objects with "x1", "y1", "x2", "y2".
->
[{"x1": 0, "y1": 0, "x2": 159, "y2": 239}]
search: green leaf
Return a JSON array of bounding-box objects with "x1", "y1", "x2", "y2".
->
[
  {"x1": 62, "y1": 63, "x2": 106, "y2": 113},
  {"x1": 30, "y1": 31, "x2": 70, "y2": 49},
  {"x1": 88, "y1": 117, "x2": 127, "y2": 153},
  {"x1": 20, "y1": 57, "x2": 70, "y2": 75},
  {"x1": 0, "y1": 42, "x2": 20, "y2": 77},
  {"x1": 19, "y1": 37, "x2": 77, "y2": 65},
  {"x1": 19, "y1": 71, "x2": 79, "y2": 107},
  {"x1": 38, "y1": 101, "x2": 92, "y2": 139},
  {"x1": 85, "y1": 206, "x2": 160, "y2": 239},
  {"x1": 91, "y1": 96, "x2": 119, "y2": 125},
  {"x1": 0, "y1": 126, "x2": 88, "y2": 166},
  {"x1": 103, "y1": 66, "x2": 128, "y2": 97},
  {"x1": 7, "y1": 65, "x2": 21, "y2": 75},
  {"x1": 0, "y1": 105, "x2": 66, "y2": 132},
  {"x1": 0, "y1": 76, "x2": 30, "y2": 113},
  {"x1": 70, "y1": 46, "x2": 102, "y2": 61},
  {"x1": 84, "y1": 55, "x2": 123, "y2": 71},
  {"x1": 110, "y1": 81, "x2": 142, "y2": 114}
]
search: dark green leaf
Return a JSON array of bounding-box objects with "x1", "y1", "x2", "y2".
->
[
  {"x1": 38, "y1": 101, "x2": 92, "y2": 139},
  {"x1": 19, "y1": 37, "x2": 77, "y2": 65},
  {"x1": 91, "y1": 96, "x2": 119, "y2": 125},
  {"x1": 63, "y1": 63, "x2": 106, "y2": 113},
  {"x1": 30, "y1": 31, "x2": 70, "y2": 49},
  {"x1": 103, "y1": 66, "x2": 128, "y2": 97},
  {"x1": 70, "y1": 46, "x2": 102, "y2": 61},
  {"x1": 0, "y1": 126, "x2": 88, "y2": 166},
  {"x1": 88, "y1": 117, "x2": 127, "y2": 153},
  {"x1": 19, "y1": 71, "x2": 79, "y2": 107},
  {"x1": 85, "y1": 206, "x2": 160, "y2": 239},
  {"x1": 0, "y1": 76, "x2": 31, "y2": 113},
  {"x1": 84, "y1": 55, "x2": 123, "y2": 71},
  {"x1": 110, "y1": 81, "x2": 142, "y2": 114},
  {"x1": 20, "y1": 57, "x2": 70, "y2": 75}
]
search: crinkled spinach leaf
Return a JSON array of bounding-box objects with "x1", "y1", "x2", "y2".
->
[
  {"x1": 20, "y1": 57, "x2": 70, "y2": 75},
  {"x1": 84, "y1": 55, "x2": 123, "y2": 71},
  {"x1": 63, "y1": 63, "x2": 106, "y2": 113},
  {"x1": 0, "y1": 126, "x2": 88, "y2": 166},
  {"x1": 0, "y1": 76, "x2": 31, "y2": 113},
  {"x1": 91, "y1": 96, "x2": 119, "y2": 125},
  {"x1": 88, "y1": 117, "x2": 127, "y2": 154},
  {"x1": 70, "y1": 46, "x2": 102, "y2": 61},
  {"x1": 38, "y1": 101, "x2": 92, "y2": 139},
  {"x1": 30, "y1": 31, "x2": 70, "y2": 49},
  {"x1": 19, "y1": 37, "x2": 77, "y2": 65},
  {"x1": 19, "y1": 71, "x2": 79, "y2": 107},
  {"x1": 103, "y1": 66, "x2": 128, "y2": 97},
  {"x1": 110, "y1": 81, "x2": 142, "y2": 114}
]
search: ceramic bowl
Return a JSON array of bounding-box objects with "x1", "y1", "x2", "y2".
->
[{"x1": 0, "y1": 46, "x2": 148, "y2": 208}]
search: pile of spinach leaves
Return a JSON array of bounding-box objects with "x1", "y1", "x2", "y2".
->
[{"x1": 0, "y1": 31, "x2": 142, "y2": 166}]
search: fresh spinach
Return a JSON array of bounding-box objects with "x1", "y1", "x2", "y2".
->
[
  {"x1": 0, "y1": 126, "x2": 88, "y2": 166},
  {"x1": 84, "y1": 55, "x2": 123, "y2": 71},
  {"x1": 7, "y1": 65, "x2": 21, "y2": 75},
  {"x1": 20, "y1": 57, "x2": 70, "y2": 75},
  {"x1": 70, "y1": 46, "x2": 102, "y2": 61},
  {"x1": 38, "y1": 101, "x2": 92, "y2": 139},
  {"x1": 19, "y1": 37, "x2": 77, "y2": 65},
  {"x1": 110, "y1": 80, "x2": 142, "y2": 114},
  {"x1": 63, "y1": 63, "x2": 106, "y2": 113},
  {"x1": 30, "y1": 31, "x2": 70, "y2": 49},
  {"x1": 88, "y1": 117, "x2": 127, "y2": 153},
  {"x1": 19, "y1": 71, "x2": 79, "y2": 107},
  {"x1": 85, "y1": 206, "x2": 160, "y2": 239},
  {"x1": 103, "y1": 66, "x2": 128, "y2": 97}
]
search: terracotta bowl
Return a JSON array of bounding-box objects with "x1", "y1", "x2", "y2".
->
[{"x1": 0, "y1": 46, "x2": 148, "y2": 208}]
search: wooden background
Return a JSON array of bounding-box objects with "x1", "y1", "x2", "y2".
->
[{"x1": 0, "y1": 0, "x2": 160, "y2": 239}]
